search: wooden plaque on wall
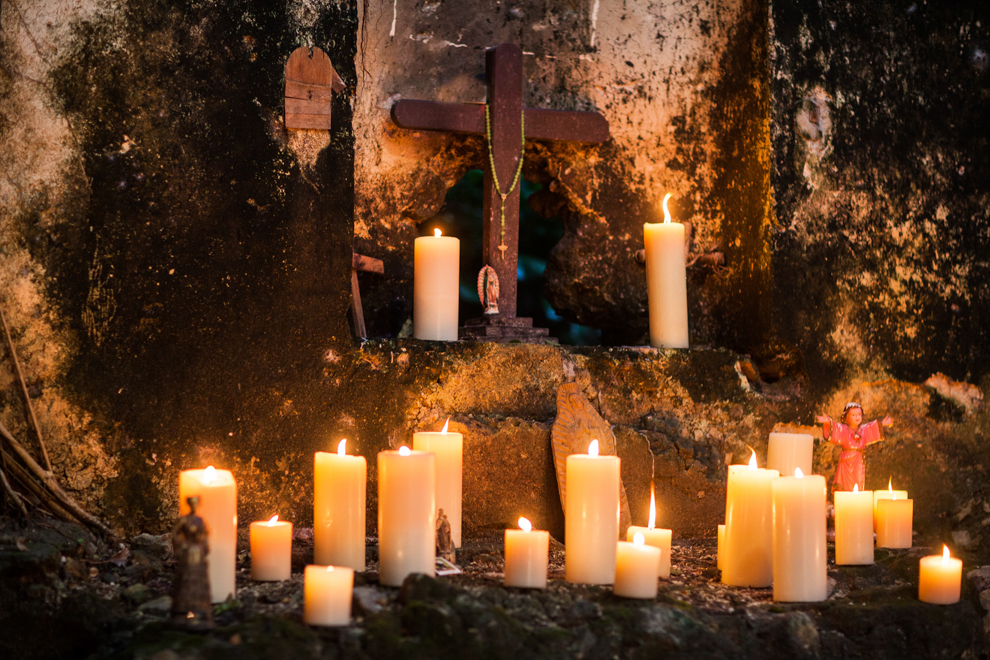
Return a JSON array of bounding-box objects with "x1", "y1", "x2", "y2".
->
[{"x1": 284, "y1": 46, "x2": 345, "y2": 130}]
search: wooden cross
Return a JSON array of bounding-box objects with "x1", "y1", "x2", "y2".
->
[
  {"x1": 351, "y1": 253, "x2": 383, "y2": 339},
  {"x1": 391, "y1": 43, "x2": 609, "y2": 328}
]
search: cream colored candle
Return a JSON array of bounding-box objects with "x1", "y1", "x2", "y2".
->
[
  {"x1": 378, "y1": 446, "x2": 436, "y2": 586},
  {"x1": 876, "y1": 497, "x2": 913, "y2": 548},
  {"x1": 873, "y1": 478, "x2": 909, "y2": 529},
  {"x1": 834, "y1": 486, "x2": 874, "y2": 565},
  {"x1": 413, "y1": 419, "x2": 463, "y2": 547},
  {"x1": 250, "y1": 515, "x2": 292, "y2": 581},
  {"x1": 722, "y1": 454, "x2": 779, "y2": 587},
  {"x1": 504, "y1": 517, "x2": 549, "y2": 589},
  {"x1": 717, "y1": 524, "x2": 725, "y2": 570},
  {"x1": 413, "y1": 229, "x2": 460, "y2": 341},
  {"x1": 772, "y1": 468, "x2": 828, "y2": 602},
  {"x1": 919, "y1": 546, "x2": 962, "y2": 604},
  {"x1": 179, "y1": 466, "x2": 237, "y2": 602},
  {"x1": 766, "y1": 432, "x2": 814, "y2": 478},
  {"x1": 625, "y1": 483, "x2": 672, "y2": 578},
  {"x1": 565, "y1": 440, "x2": 621, "y2": 585},
  {"x1": 314, "y1": 439, "x2": 367, "y2": 570},
  {"x1": 303, "y1": 565, "x2": 354, "y2": 626},
  {"x1": 643, "y1": 193, "x2": 688, "y2": 349},
  {"x1": 614, "y1": 532, "x2": 661, "y2": 599}
]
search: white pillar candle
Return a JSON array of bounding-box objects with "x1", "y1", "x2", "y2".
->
[
  {"x1": 625, "y1": 483, "x2": 672, "y2": 578},
  {"x1": 643, "y1": 193, "x2": 688, "y2": 349},
  {"x1": 919, "y1": 546, "x2": 962, "y2": 605},
  {"x1": 314, "y1": 440, "x2": 367, "y2": 570},
  {"x1": 722, "y1": 454, "x2": 779, "y2": 587},
  {"x1": 565, "y1": 440, "x2": 621, "y2": 585},
  {"x1": 614, "y1": 532, "x2": 661, "y2": 599},
  {"x1": 717, "y1": 524, "x2": 725, "y2": 570},
  {"x1": 504, "y1": 517, "x2": 549, "y2": 589},
  {"x1": 413, "y1": 419, "x2": 463, "y2": 547},
  {"x1": 834, "y1": 486, "x2": 874, "y2": 565},
  {"x1": 377, "y1": 446, "x2": 436, "y2": 586},
  {"x1": 178, "y1": 467, "x2": 237, "y2": 602},
  {"x1": 250, "y1": 515, "x2": 292, "y2": 581},
  {"x1": 772, "y1": 468, "x2": 828, "y2": 602},
  {"x1": 873, "y1": 478, "x2": 909, "y2": 530},
  {"x1": 304, "y1": 565, "x2": 354, "y2": 626},
  {"x1": 766, "y1": 432, "x2": 814, "y2": 478},
  {"x1": 414, "y1": 229, "x2": 460, "y2": 341},
  {"x1": 876, "y1": 497, "x2": 913, "y2": 548}
]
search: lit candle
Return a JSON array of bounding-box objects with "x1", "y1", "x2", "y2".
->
[
  {"x1": 504, "y1": 516, "x2": 549, "y2": 589},
  {"x1": 413, "y1": 418, "x2": 463, "y2": 547},
  {"x1": 625, "y1": 482, "x2": 672, "y2": 578},
  {"x1": 918, "y1": 545, "x2": 962, "y2": 605},
  {"x1": 250, "y1": 515, "x2": 293, "y2": 581},
  {"x1": 876, "y1": 496, "x2": 913, "y2": 548},
  {"x1": 722, "y1": 451, "x2": 779, "y2": 587},
  {"x1": 873, "y1": 477, "x2": 908, "y2": 530},
  {"x1": 314, "y1": 439, "x2": 367, "y2": 570},
  {"x1": 717, "y1": 524, "x2": 725, "y2": 570},
  {"x1": 378, "y1": 445, "x2": 436, "y2": 586},
  {"x1": 834, "y1": 484, "x2": 874, "y2": 565},
  {"x1": 178, "y1": 466, "x2": 237, "y2": 602},
  {"x1": 565, "y1": 440, "x2": 621, "y2": 584},
  {"x1": 414, "y1": 228, "x2": 460, "y2": 341},
  {"x1": 303, "y1": 565, "x2": 354, "y2": 626},
  {"x1": 766, "y1": 432, "x2": 814, "y2": 478},
  {"x1": 614, "y1": 532, "x2": 661, "y2": 599},
  {"x1": 643, "y1": 193, "x2": 688, "y2": 348},
  {"x1": 771, "y1": 468, "x2": 827, "y2": 602}
]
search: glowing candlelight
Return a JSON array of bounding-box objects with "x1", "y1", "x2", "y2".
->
[
  {"x1": 414, "y1": 417, "x2": 463, "y2": 546},
  {"x1": 178, "y1": 466, "x2": 237, "y2": 601},
  {"x1": 251, "y1": 514, "x2": 292, "y2": 581},
  {"x1": 414, "y1": 228, "x2": 460, "y2": 340},
  {"x1": 304, "y1": 564, "x2": 354, "y2": 626},
  {"x1": 771, "y1": 466, "x2": 827, "y2": 601},
  {"x1": 615, "y1": 531, "x2": 661, "y2": 599},
  {"x1": 504, "y1": 516, "x2": 549, "y2": 588},
  {"x1": 918, "y1": 545, "x2": 962, "y2": 604},
  {"x1": 626, "y1": 482, "x2": 672, "y2": 578},
  {"x1": 565, "y1": 438, "x2": 620, "y2": 584},
  {"x1": 315, "y1": 439, "x2": 367, "y2": 570},
  {"x1": 722, "y1": 451, "x2": 779, "y2": 587},
  {"x1": 644, "y1": 192, "x2": 689, "y2": 348},
  {"x1": 378, "y1": 445, "x2": 435, "y2": 585},
  {"x1": 835, "y1": 482, "x2": 874, "y2": 565}
]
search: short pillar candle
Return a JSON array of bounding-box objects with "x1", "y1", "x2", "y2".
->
[
  {"x1": 626, "y1": 483, "x2": 672, "y2": 578},
  {"x1": 250, "y1": 516, "x2": 293, "y2": 581},
  {"x1": 303, "y1": 565, "x2": 354, "y2": 626},
  {"x1": 565, "y1": 440, "x2": 621, "y2": 585},
  {"x1": 178, "y1": 467, "x2": 237, "y2": 603},
  {"x1": 504, "y1": 517, "x2": 549, "y2": 589},
  {"x1": 876, "y1": 498, "x2": 913, "y2": 549},
  {"x1": 771, "y1": 469, "x2": 828, "y2": 602},
  {"x1": 834, "y1": 487, "x2": 874, "y2": 565},
  {"x1": 614, "y1": 533, "x2": 661, "y2": 599},
  {"x1": 918, "y1": 546, "x2": 962, "y2": 605}
]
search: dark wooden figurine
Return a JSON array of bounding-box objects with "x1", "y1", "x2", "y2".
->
[{"x1": 170, "y1": 496, "x2": 215, "y2": 630}]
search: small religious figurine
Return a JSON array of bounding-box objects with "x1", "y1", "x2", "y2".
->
[
  {"x1": 816, "y1": 402, "x2": 893, "y2": 493},
  {"x1": 436, "y1": 508, "x2": 455, "y2": 564},
  {"x1": 478, "y1": 265, "x2": 500, "y2": 315},
  {"x1": 170, "y1": 496, "x2": 215, "y2": 630}
]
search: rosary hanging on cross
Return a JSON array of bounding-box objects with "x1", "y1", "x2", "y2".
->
[{"x1": 485, "y1": 104, "x2": 526, "y2": 259}]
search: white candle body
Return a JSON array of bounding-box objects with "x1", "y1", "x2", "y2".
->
[
  {"x1": 250, "y1": 520, "x2": 293, "y2": 581},
  {"x1": 314, "y1": 452, "x2": 367, "y2": 570},
  {"x1": 413, "y1": 431, "x2": 463, "y2": 547},
  {"x1": 413, "y1": 235, "x2": 460, "y2": 340},
  {"x1": 873, "y1": 489, "x2": 908, "y2": 530},
  {"x1": 377, "y1": 450, "x2": 436, "y2": 586},
  {"x1": 565, "y1": 454, "x2": 621, "y2": 584},
  {"x1": 834, "y1": 490, "x2": 874, "y2": 565},
  {"x1": 717, "y1": 524, "x2": 725, "y2": 570},
  {"x1": 614, "y1": 541, "x2": 661, "y2": 599},
  {"x1": 626, "y1": 526, "x2": 672, "y2": 578},
  {"x1": 876, "y1": 499, "x2": 913, "y2": 548},
  {"x1": 644, "y1": 221, "x2": 688, "y2": 348},
  {"x1": 918, "y1": 554, "x2": 963, "y2": 604},
  {"x1": 504, "y1": 529, "x2": 550, "y2": 589},
  {"x1": 722, "y1": 465, "x2": 779, "y2": 587},
  {"x1": 766, "y1": 433, "x2": 814, "y2": 478},
  {"x1": 304, "y1": 565, "x2": 354, "y2": 626},
  {"x1": 771, "y1": 474, "x2": 828, "y2": 602},
  {"x1": 179, "y1": 469, "x2": 237, "y2": 602}
]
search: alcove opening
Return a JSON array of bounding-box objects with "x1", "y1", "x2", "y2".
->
[{"x1": 438, "y1": 169, "x2": 600, "y2": 346}]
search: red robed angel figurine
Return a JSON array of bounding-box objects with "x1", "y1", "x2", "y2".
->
[{"x1": 816, "y1": 402, "x2": 893, "y2": 493}]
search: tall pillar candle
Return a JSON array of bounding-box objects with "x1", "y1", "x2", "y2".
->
[
  {"x1": 834, "y1": 487, "x2": 874, "y2": 565},
  {"x1": 378, "y1": 447, "x2": 436, "y2": 586},
  {"x1": 919, "y1": 546, "x2": 962, "y2": 605},
  {"x1": 413, "y1": 229, "x2": 460, "y2": 341},
  {"x1": 250, "y1": 515, "x2": 293, "y2": 581},
  {"x1": 722, "y1": 456, "x2": 779, "y2": 587},
  {"x1": 643, "y1": 193, "x2": 688, "y2": 349},
  {"x1": 767, "y1": 432, "x2": 814, "y2": 478},
  {"x1": 179, "y1": 467, "x2": 237, "y2": 602},
  {"x1": 304, "y1": 565, "x2": 354, "y2": 626},
  {"x1": 504, "y1": 517, "x2": 549, "y2": 589},
  {"x1": 876, "y1": 497, "x2": 913, "y2": 548},
  {"x1": 771, "y1": 469, "x2": 828, "y2": 602},
  {"x1": 314, "y1": 440, "x2": 367, "y2": 570},
  {"x1": 565, "y1": 440, "x2": 621, "y2": 585},
  {"x1": 413, "y1": 420, "x2": 463, "y2": 547}
]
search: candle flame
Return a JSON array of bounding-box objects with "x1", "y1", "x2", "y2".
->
[
  {"x1": 518, "y1": 517, "x2": 532, "y2": 532},
  {"x1": 888, "y1": 477, "x2": 893, "y2": 493},
  {"x1": 892, "y1": 493, "x2": 897, "y2": 500},
  {"x1": 326, "y1": 565, "x2": 334, "y2": 572},
  {"x1": 399, "y1": 446, "x2": 411, "y2": 456},
  {"x1": 434, "y1": 228, "x2": 442, "y2": 237},
  {"x1": 853, "y1": 483, "x2": 859, "y2": 493},
  {"x1": 943, "y1": 545, "x2": 951, "y2": 563},
  {"x1": 441, "y1": 418, "x2": 450, "y2": 435},
  {"x1": 268, "y1": 515, "x2": 279, "y2": 526},
  {"x1": 648, "y1": 482, "x2": 657, "y2": 530},
  {"x1": 794, "y1": 467, "x2": 804, "y2": 478},
  {"x1": 588, "y1": 439, "x2": 600, "y2": 457},
  {"x1": 337, "y1": 438, "x2": 347, "y2": 456},
  {"x1": 747, "y1": 448, "x2": 758, "y2": 470},
  {"x1": 662, "y1": 193, "x2": 673, "y2": 224},
  {"x1": 203, "y1": 466, "x2": 217, "y2": 484},
  {"x1": 633, "y1": 531, "x2": 646, "y2": 546}
]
